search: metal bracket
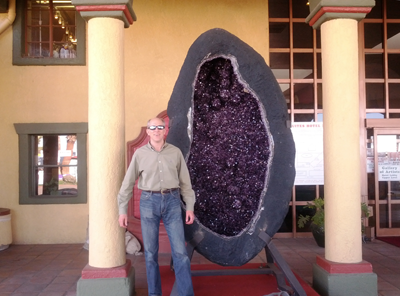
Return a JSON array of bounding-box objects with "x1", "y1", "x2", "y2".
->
[{"x1": 170, "y1": 231, "x2": 306, "y2": 296}]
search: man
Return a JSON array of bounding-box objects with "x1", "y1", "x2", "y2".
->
[{"x1": 118, "y1": 117, "x2": 195, "y2": 296}]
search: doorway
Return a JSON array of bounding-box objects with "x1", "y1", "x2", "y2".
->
[{"x1": 371, "y1": 128, "x2": 400, "y2": 237}]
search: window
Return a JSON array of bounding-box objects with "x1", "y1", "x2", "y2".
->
[
  {"x1": 269, "y1": 0, "x2": 323, "y2": 238},
  {"x1": 13, "y1": 0, "x2": 86, "y2": 65},
  {"x1": 14, "y1": 123, "x2": 88, "y2": 204}
]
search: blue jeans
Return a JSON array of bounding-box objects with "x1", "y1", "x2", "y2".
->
[{"x1": 140, "y1": 190, "x2": 194, "y2": 296}]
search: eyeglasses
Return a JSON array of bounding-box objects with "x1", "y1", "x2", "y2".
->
[{"x1": 147, "y1": 125, "x2": 165, "y2": 130}]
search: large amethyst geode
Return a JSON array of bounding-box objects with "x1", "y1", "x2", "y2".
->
[{"x1": 167, "y1": 28, "x2": 295, "y2": 266}]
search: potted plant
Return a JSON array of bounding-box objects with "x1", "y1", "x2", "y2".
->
[
  {"x1": 298, "y1": 198, "x2": 370, "y2": 248},
  {"x1": 298, "y1": 197, "x2": 325, "y2": 247}
]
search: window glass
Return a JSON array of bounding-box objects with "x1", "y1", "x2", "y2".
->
[
  {"x1": 388, "y1": 54, "x2": 400, "y2": 78},
  {"x1": 387, "y1": 24, "x2": 400, "y2": 50},
  {"x1": 269, "y1": 22, "x2": 290, "y2": 48},
  {"x1": 317, "y1": 83, "x2": 323, "y2": 109},
  {"x1": 13, "y1": 0, "x2": 85, "y2": 65},
  {"x1": 389, "y1": 83, "x2": 400, "y2": 108},
  {"x1": 294, "y1": 113, "x2": 314, "y2": 122},
  {"x1": 386, "y1": 0, "x2": 400, "y2": 19},
  {"x1": 295, "y1": 185, "x2": 316, "y2": 201},
  {"x1": 316, "y1": 53, "x2": 322, "y2": 79},
  {"x1": 365, "y1": 0, "x2": 382, "y2": 19},
  {"x1": 26, "y1": 0, "x2": 77, "y2": 58},
  {"x1": 293, "y1": 83, "x2": 314, "y2": 109},
  {"x1": 293, "y1": 53, "x2": 313, "y2": 79},
  {"x1": 364, "y1": 23, "x2": 383, "y2": 49},
  {"x1": 293, "y1": 22, "x2": 313, "y2": 48},
  {"x1": 14, "y1": 123, "x2": 87, "y2": 204},
  {"x1": 292, "y1": 0, "x2": 310, "y2": 19},
  {"x1": 316, "y1": 29, "x2": 321, "y2": 48},
  {"x1": 365, "y1": 53, "x2": 384, "y2": 78},
  {"x1": 33, "y1": 135, "x2": 78, "y2": 196},
  {"x1": 270, "y1": 53, "x2": 290, "y2": 79},
  {"x1": 280, "y1": 84, "x2": 291, "y2": 109},
  {"x1": 366, "y1": 83, "x2": 385, "y2": 109},
  {"x1": 268, "y1": 0, "x2": 289, "y2": 18}
]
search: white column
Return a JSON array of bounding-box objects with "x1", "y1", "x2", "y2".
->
[
  {"x1": 87, "y1": 17, "x2": 126, "y2": 268},
  {"x1": 321, "y1": 18, "x2": 362, "y2": 263}
]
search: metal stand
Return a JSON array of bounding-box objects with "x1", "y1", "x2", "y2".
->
[{"x1": 170, "y1": 232, "x2": 306, "y2": 296}]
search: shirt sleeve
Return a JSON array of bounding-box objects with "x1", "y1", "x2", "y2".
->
[
  {"x1": 117, "y1": 153, "x2": 139, "y2": 215},
  {"x1": 177, "y1": 151, "x2": 196, "y2": 212}
]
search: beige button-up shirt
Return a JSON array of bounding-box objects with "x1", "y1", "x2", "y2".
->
[{"x1": 118, "y1": 142, "x2": 196, "y2": 215}]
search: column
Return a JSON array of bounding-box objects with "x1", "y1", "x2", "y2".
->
[
  {"x1": 306, "y1": 1, "x2": 377, "y2": 295},
  {"x1": 70, "y1": 1, "x2": 136, "y2": 295}
]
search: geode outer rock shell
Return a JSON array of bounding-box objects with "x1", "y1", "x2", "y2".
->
[{"x1": 167, "y1": 28, "x2": 295, "y2": 266}]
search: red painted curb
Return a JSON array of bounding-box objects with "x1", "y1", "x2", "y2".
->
[
  {"x1": 81, "y1": 259, "x2": 132, "y2": 279},
  {"x1": 316, "y1": 255, "x2": 373, "y2": 274}
]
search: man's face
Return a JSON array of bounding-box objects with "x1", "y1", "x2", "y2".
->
[{"x1": 146, "y1": 118, "x2": 166, "y2": 144}]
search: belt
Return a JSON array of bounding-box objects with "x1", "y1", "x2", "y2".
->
[{"x1": 143, "y1": 188, "x2": 179, "y2": 194}]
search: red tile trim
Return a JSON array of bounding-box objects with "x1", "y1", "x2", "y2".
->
[
  {"x1": 316, "y1": 255, "x2": 373, "y2": 274},
  {"x1": 76, "y1": 5, "x2": 134, "y2": 25},
  {"x1": 309, "y1": 6, "x2": 373, "y2": 27},
  {"x1": 81, "y1": 259, "x2": 132, "y2": 279}
]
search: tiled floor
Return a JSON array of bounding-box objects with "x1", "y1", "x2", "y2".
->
[{"x1": 0, "y1": 238, "x2": 399, "y2": 296}]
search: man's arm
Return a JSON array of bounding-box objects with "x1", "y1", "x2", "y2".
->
[
  {"x1": 119, "y1": 214, "x2": 128, "y2": 228},
  {"x1": 185, "y1": 210, "x2": 195, "y2": 225},
  {"x1": 117, "y1": 154, "x2": 139, "y2": 227}
]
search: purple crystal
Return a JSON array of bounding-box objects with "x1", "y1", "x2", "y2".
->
[{"x1": 188, "y1": 57, "x2": 271, "y2": 237}]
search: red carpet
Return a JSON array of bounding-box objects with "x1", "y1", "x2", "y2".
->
[
  {"x1": 160, "y1": 263, "x2": 319, "y2": 296},
  {"x1": 377, "y1": 236, "x2": 400, "y2": 248}
]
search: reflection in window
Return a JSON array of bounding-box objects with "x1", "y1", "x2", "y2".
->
[
  {"x1": 366, "y1": 83, "x2": 385, "y2": 109},
  {"x1": 388, "y1": 54, "x2": 400, "y2": 78},
  {"x1": 365, "y1": 53, "x2": 384, "y2": 78},
  {"x1": 14, "y1": 123, "x2": 87, "y2": 205},
  {"x1": 293, "y1": 23, "x2": 313, "y2": 48},
  {"x1": 269, "y1": 22, "x2": 290, "y2": 48},
  {"x1": 387, "y1": 24, "x2": 400, "y2": 50},
  {"x1": 33, "y1": 135, "x2": 78, "y2": 196},
  {"x1": 270, "y1": 53, "x2": 290, "y2": 79},
  {"x1": 294, "y1": 83, "x2": 314, "y2": 109},
  {"x1": 268, "y1": 0, "x2": 289, "y2": 18},
  {"x1": 364, "y1": 23, "x2": 383, "y2": 49},
  {"x1": 26, "y1": 0, "x2": 77, "y2": 58},
  {"x1": 293, "y1": 53, "x2": 313, "y2": 79},
  {"x1": 389, "y1": 83, "x2": 400, "y2": 109}
]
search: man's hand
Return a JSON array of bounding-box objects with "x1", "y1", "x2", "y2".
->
[
  {"x1": 185, "y1": 210, "x2": 195, "y2": 225},
  {"x1": 119, "y1": 214, "x2": 128, "y2": 228}
]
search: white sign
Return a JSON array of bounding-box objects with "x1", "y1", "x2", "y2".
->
[
  {"x1": 377, "y1": 135, "x2": 397, "y2": 152},
  {"x1": 59, "y1": 150, "x2": 72, "y2": 157},
  {"x1": 378, "y1": 162, "x2": 400, "y2": 181},
  {"x1": 291, "y1": 122, "x2": 324, "y2": 185},
  {"x1": 378, "y1": 153, "x2": 400, "y2": 181}
]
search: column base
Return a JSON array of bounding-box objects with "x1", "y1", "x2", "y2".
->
[
  {"x1": 312, "y1": 256, "x2": 377, "y2": 296},
  {"x1": 77, "y1": 260, "x2": 135, "y2": 296}
]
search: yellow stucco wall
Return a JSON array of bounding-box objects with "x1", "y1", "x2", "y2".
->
[
  {"x1": 0, "y1": 24, "x2": 90, "y2": 244},
  {"x1": 0, "y1": 0, "x2": 270, "y2": 244}
]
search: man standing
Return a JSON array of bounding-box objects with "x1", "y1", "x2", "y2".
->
[{"x1": 118, "y1": 117, "x2": 195, "y2": 296}]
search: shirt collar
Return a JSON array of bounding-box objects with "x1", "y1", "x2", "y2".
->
[{"x1": 147, "y1": 141, "x2": 168, "y2": 151}]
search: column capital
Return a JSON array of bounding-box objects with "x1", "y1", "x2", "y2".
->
[
  {"x1": 71, "y1": 0, "x2": 136, "y2": 28},
  {"x1": 306, "y1": 0, "x2": 375, "y2": 29}
]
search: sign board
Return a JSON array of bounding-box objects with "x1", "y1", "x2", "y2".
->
[
  {"x1": 378, "y1": 153, "x2": 400, "y2": 181},
  {"x1": 291, "y1": 122, "x2": 324, "y2": 185}
]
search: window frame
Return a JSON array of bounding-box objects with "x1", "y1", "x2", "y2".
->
[
  {"x1": 12, "y1": 0, "x2": 86, "y2": 66},
  {"x1": 14, "y1": 123, "x2": 88, "y2": 204}
]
